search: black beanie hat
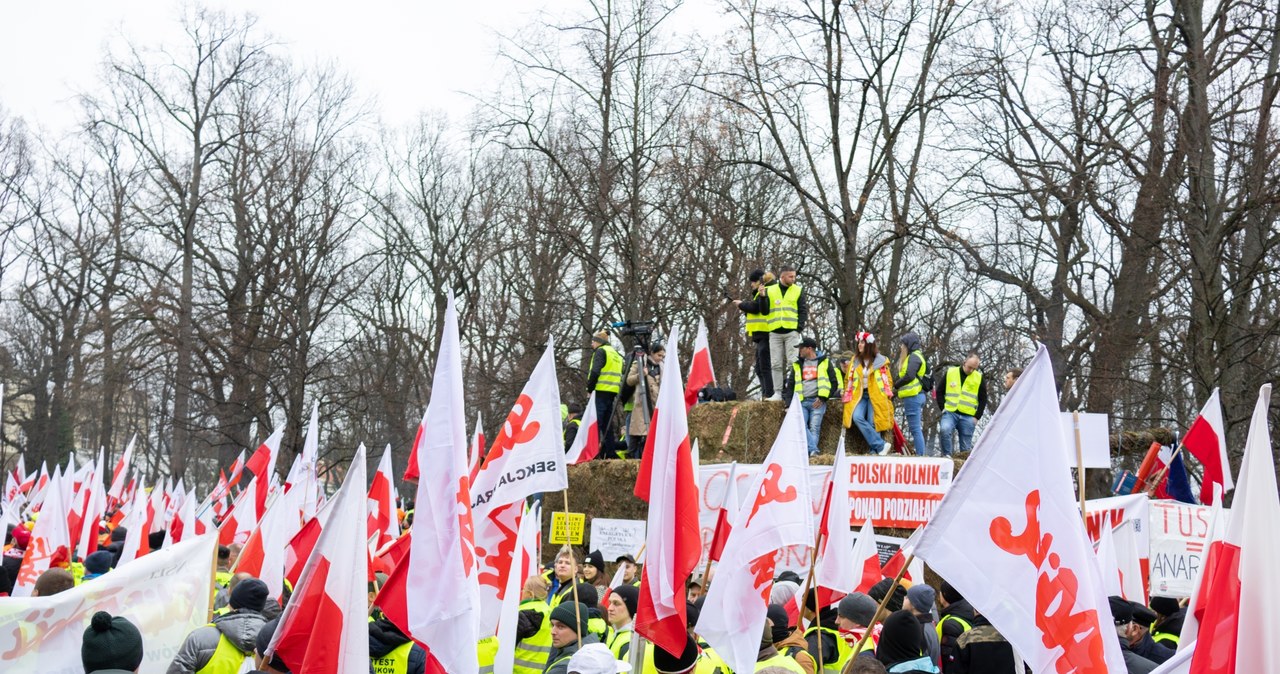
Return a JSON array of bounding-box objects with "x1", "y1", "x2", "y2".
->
[
  {"x1": 549, "y1": 602, "x2": 590, "y2": 634},
  {"x1": 749, "y1": 269, "x2": 765, "y2": 283},
  {"x1": 574, "y1": 582, "x2": 599, "y2": 607},
  {"x1": 230, "y1": 578, "x2": 270, "y2": 612},
  {"x1": 84, "y1": 550, "x2": 114, "y2": 575},
  {"x1": 766, "y1": 604, "x2": 791, "y2": 644},
  {"x1": 81, "y1": 611, "x2": 144, "y2": 673},
  {"x1": 612, "y1": 584, "x2": 639, "y2": 617},
  {"x1": 1150, "y1": 596, "x2": 1180, "y2": 617},
  {"x1": 876, "y1": 610, "x2": 926, "y2": 667},
  {"x1": 584, "y1": 549, "x2": 605, "y2": 571},
  {"x1": 256, "y1": 617, "x2": 290, "y2": 672},
  {"x1": 685, "y1": 601, "x2": 700, "y2": 628}
]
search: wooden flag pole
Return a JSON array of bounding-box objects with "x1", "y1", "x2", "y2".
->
[
  {"x1": 851, "y1": 552, "x2": 914, "y2": 657},
  {"x1": 1073, "y1": 411, "x2": 1088, "y2": 524},
  {"x1": 206, "y1": 537, "x2": 221, "y2": 623},
  {"x1": 563, "y1": 489, "x2": 583, "y2": 649}
]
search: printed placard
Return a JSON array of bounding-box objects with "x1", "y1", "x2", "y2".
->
[
  {"x1": 845, "y1": 456, "x2": 954, "y2": 528},
  {"x1": 589, "y1": 518, "x2": 646, "y2": 562},
  {"x1": 550, "y1": 511, "x2": 585, "y2": 545},
  {"x1": 1149, "y1": 500, "x2": 1227, "y2": 598}
]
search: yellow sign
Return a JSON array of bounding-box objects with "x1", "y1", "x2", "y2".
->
[{"x1": 549, "y1": 511, "x2": 585, "y2": 545}]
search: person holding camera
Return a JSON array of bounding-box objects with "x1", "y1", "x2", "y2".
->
[
  {"x1": 586, "y1": 330, "x2": 624, "y2": 458},
  {"x1": 622, "y1": 343, "x2": 664, "y2": 460},
  {"x1": 731, "y1": 269, "x2": 776, "y2": 399}
]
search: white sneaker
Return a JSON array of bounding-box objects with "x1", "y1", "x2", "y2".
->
[
  {"x1": 765, "y1": 393, "x2": 782, "y2": 402},
  {"x1": 877, "y1": 446, "x2": 891, "y2": 456}
]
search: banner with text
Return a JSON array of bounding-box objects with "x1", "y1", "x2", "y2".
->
[
  {"x1": 1148, "y1": 500, "x2": 1229, "y2": 598},
  {"x1": 589, "y1": 518, "x2": 646, "y2": 563},
  {"x1": 1083, "y1": 494, "x2": 1151, "y2": 592}
]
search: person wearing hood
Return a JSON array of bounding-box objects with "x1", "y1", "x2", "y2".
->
[
  {"x1": 605, "y1": 584, "x2": 638, "y2": 659},
  {"x1": 842, "y1": 332, "x2": 895, "y2": 455},
  {"x1": 893, "y1": 333, "x2": 929, "y2": 456},
  {"x1": 903, "y1": 585, "x2": 940, "y2": 668},
  {"x1": 544, "y1": 601, "x2": 601, "y2": 674},
  {"x1": 167, "y1": 578, "x2": 269, "y2": 674},
  {"x1": 875, "y1": 610, "x2": 939, "y2": 673},
  {"x1": 2, "y1": 524, "x2": 30, "y2": 595},
  {"x1": 369, "y1": 608, "x2": 430, "y2": 674},
  {"x1": 768, "y1": 603, "x2": 817, "y2": 674},
  {"x1": 83, "y1": 550, "x2": 115, "y2": 581},
  {"x1": 106, "y1": 525, "x2": 129, "y2": 568},
  {"x1": 82, "y1": 610, "x2": 145, "y2": 674},
  {"x1": 934, "y1": 582, "x2": 974, "y2": 674},
  {"x1": 934, "y1": 352, "x2": 986, "y2": 456},
  {"x1": 784, "y1": 337, "x2": 843, "y2": 455}
]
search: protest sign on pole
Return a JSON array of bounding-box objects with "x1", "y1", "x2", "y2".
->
[
  {"x1": 589, "y1": 518, "x2": 646, "y2": 563},
  {"x1": 1149, "y1": 499, "x2": 1227, "y2": 598}
]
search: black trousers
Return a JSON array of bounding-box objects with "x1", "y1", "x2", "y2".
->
[
  {"x1": 594, "y1": 391, "x2": 617, "y2": 458},
  {"x1": 754, "y1": 338, "x2": 774, "y2": 397}
]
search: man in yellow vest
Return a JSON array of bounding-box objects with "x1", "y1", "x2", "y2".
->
[
  {"x1": 168, "y1": 578, "x2": 268, "y2": 673},
  {"x1": 587, "y1": 330, "x2": 625, "y2": 458},
  {"x1": 784, "y1": 337, "x2": 843, "y2": 456},
  {"x1": 765, "y1": 266, "x2": 807, "y2": 402},
  {"x1": 514, "y1": 575, "x2": 556, "y2": 673},
  {"x1": 937, "y1": 581, "x2": 974, "y2": 673},
  {"x1": 370, "y1": 608, "x2": 429, "y2": 674},
  {"x1": 934, "y1": 352, "x2": 987, "y2": 456},
  {"x1": 732, "y1": 269, "x2": 777, "y2": 399},
  {"x1": 605, "y1": 584, "x2": 639, "y2": 659}
]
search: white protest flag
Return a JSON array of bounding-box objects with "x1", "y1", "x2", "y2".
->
[
  {"x1": 494, "y1": 501, "x2": 543, "y2": 674},
  {"x1": 470, "y1": 340, "x2": 567, "y2": 635},
  {"x1": 375, "y1": 292, "x2": 479, "y2": 673},
  {"x1": 814, "y1": 437, "x2": 859, "y2": 606},
  {"x1": 1112, "y1": 518, "x2": 1146, "y2": 604},
  {"x1": 697, "y1": 396, "x2": 815, "y2": 674},
  {"x1": 75, "y1": 451, "x2": 107, "y2": 559},
  {"x1": 11, "y1": 467, "x2": 71, "y2": 597},
  {"x1": 286, "y1": 401, "x2": 322, "y2": 520},
  {"x1": 468, "y1": 412, "x2": 485, "y2": 479},
  {"x1": 0, "y1": 533, "x2": 217, "y2": 673},
  {"x1": 914, "y1": 345, "x2": 1125, "y2": 673},
  {"x1": 1094, "y1": 514, "x2": 1124, "y2": 598}
]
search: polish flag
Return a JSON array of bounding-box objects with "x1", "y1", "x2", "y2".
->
[
  {"x1": 74, "y1": 452, "x2": 107, "y2": 559},
  {"x1": 470, "y1": 341, "x2": 567, "y2": 636},
  {"x1": 285, "y1": 401, "x2": 322, "y2": 520},
  {"x1": 210, "y1": 449, "x2": 246, "y2": 505},
  {"x1": 707, "y1": 462, "x2": 740, "y2": 563},
  {"x1": 115, "y1": 477, "x2": 151, "y2": 567},
  {"x1": 368, "y1": 444, "x2": 400, "y2": 553},
  {"x1": 375, "y1": 293, "x2": 480, "y2": 672},
  {"x1": 813, "y1": 438, "x2": 864, "y2": 610},
  {"x1": 1177, "y1": 485, "x2": 1226, "y2": 648},
  {"x1": 285, "y1": 491, "x2": 338, "y2": 588},
  {"x1": 684, "y1": 317, "x2": 716, "y2": 411},
  {"x1": 1113, "y1": 518, "x2": 1146, "y2": 604},
  {"x1": 167, "y1": 488, "x2": 198, "y2": 548},
  {"x1": 11, "y1": 467, "x2": 72, "y2": 597},
  {"x1": 1188, "y1": 384, "x2": 1280, "y2": 673},
  {"x1": 236, "y1": 483, "x2": 305, "y2": 599},
  {"x1": 494, "y1": 502, "x2": 542, "y2": 674},
  {"x1": 244, "y1": 427, "x2": 284, "y2": 514},
  {"x1": 219, "y1": 475, "x2": 267, "y2": 546},
  {"x1": 564, "y1": 391, "x2": 600, "y2": 465},
  {"x1": 1182, "y1": 389, "x2": 1234, "y2": 505},
  {"x1": 267, "y1": 444, "x2": 370, "y2": 673},
  {"x1": 913, "y1": 346, "x2": 1126, "y2": 673},
  {"x1": 372, "y1": 530, "x2": 412, "y2": 576},
  {"x1": 468, "y1": 413, "x2": 485, "y2": 481},
  {"x1": 107, "y1": 434, "x2": 136, "y2": 507},
  {"x1": 633, "y1": 326, "x2": 702, "y2": 656},
  {"x1": 881, "y1": 527, "x2": 924, "y2": 584},
  {"x1": 697, "y1": 395, "x2": 815, "y2": 673}
]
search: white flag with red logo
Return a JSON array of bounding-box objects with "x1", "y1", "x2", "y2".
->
[
  {"x1": 1188, "y1": 384, "x2": 1280, "y2": 674},
  {"x1": 494, "y1": 501, "x2": 542, "y2": 674},
  {"x1": 1182, "y1": 389, "x2": 1234, "y2": 506},
  {"x1": 697, "y1": 396, "x2": 815, "y2": 674},
  {"x1": 913, "y1": 346, "x2": 1125, "y2": 673},
  {"x1": 368, "y1": 443, "x2": 400, "y2": 553},
  {"x1": 564, "y1": 391, "x2": 600, "y2": 465},
  {"x1": 107, "y1": 434, "x2": 135, "y2": 506},
  {"x1": 268, "y1": 444, "x2": 369, "y2": 673},
  {"x1": 11, "y1": 467, "x2": 72, "y2": 597},
  {"x1": 684, "y1": 317, "x2": 715, "y2": 410},
  {"x1": 633, "y1": 326, "x2": 702, "y2": 656},
  {"x1": 375, "y1": 292, "x2": 479, "y2": 673}
]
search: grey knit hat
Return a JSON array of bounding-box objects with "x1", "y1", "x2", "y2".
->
[{"x1": 838, "y1": 592, "x2": 879, "y2": 627}]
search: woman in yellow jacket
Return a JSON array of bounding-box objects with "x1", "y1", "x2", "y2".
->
[{"x1": 842, "y1": 332, "x2": 894, "y2": 455}]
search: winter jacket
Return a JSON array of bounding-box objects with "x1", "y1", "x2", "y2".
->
[
  {"x1": 1120, "y1": 643, "x2": 1157, "y2": 674},
  {"x1": 1129, "y1": 632, "x2": 1174, "y2": 665},
  {"x1": 166, "y1": 609, "x2": 265, "y2": 674},
  {"x1": 369, "y1": 616, "x2": 428, "y2": 674},
  {"x1": 543, "y1": 633, "x2": 601, "y2": 674},
  {"x1": 1, "y1": 548, "x2": 23, "y2": 595},
  {"x1": 936, "y1": 600, "x2": 975, "y2": 674},
  {"x1": 775, "y1": 630, "x2": 817, "y2": 674},
  {"x1": 893, "y1": 333, "x2": 926, "y2": 392},
  {"x1": 952, "y1": 615, "x2": 1016, "y2": 674},
  {"x1": 915, "y1": 615, "x2": 940, "y2": 670},
  {"x1": 887, "y1": 655, "x2": 940, "y2": 673},
  {"x1": 842, "y1": 354, "x2": 894, "y2": 432}
]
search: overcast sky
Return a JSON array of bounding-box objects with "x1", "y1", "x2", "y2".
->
[{"x1": 0, "y1": 0, "x2": 726, "y2": 135}]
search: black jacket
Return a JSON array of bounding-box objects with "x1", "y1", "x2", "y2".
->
[
  {"x1": 893, "y1": 332, "x2": 926, "y2": 392},
  {"x1": 1129, "y1": 632, "x2": 1174, "y2": 665},
  {"x1": 954, "y1": 615, "x2": 1016, "y2": 674},
  {"x1": 369, "y1": 617, "x2": 428, "y2": 674},
  {"x1": 938, "y1": 599, "x2": 976, "y2": 674},
  {"x1": 804, "y1": 606, "x2": 841, "y2": 667},
  {"x1": 934, "y1": 366, "x2": 988, "y2": 420}
]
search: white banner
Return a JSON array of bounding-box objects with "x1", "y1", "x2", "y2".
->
[
  {"x1": 1149, "y1": 500, "x2": 1227, "y2": 598},
  {"x1": 1084, "y1": 494, "x2": 1151, "y2": 593},
  {"x1": 589, "y1": 518, "x2": 646, "y2": 564},
  {"x1": 0, "y1": 533, "x2": 217, "y2": 674},
  {"x1": 699, "y1": 463, "x2": 826, "y2": 574}
]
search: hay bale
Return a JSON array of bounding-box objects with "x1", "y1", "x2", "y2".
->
[{"x1": 688, "y1": 400, "x2": 872, "y2": 463}]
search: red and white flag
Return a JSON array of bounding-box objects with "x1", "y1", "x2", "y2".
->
[
  {"x1": 1188, "y1": 383, "x2": 1280, "y2": 673},
  {"x1": 468, "y1": 412, "x2": 485, "y2": 481},
  {"x1": 913, "y1": 346, "x2": 1125, "y2": 673},
  {"x1": 73, "y1": 451, "x2": 106, "y2": 559},
  {"x1": 368, "y1": 443, "x2": 400, "y2": 553},
  {"x1": 375, "y1": 293, "x2": 479, "y2": 673},
  {"x1": 494, "y1": 501, "x2": 542, "y2": 674},
  {"x1": 706, "y1": 462, "x2": 739, "y2": 563},
  {"x1": 1182, "y1": 388, "x2": 1234, "y2": 505},
  {"x1": 235, "y1": 483, "x2": 305, "y2": 599},
  {"x1": 633, "y1": 326, "x2": 702, "y2": 656},
  {"x1": 1094, "y1": 514, "x2": 1124, "y2": 599},
  {"x1": 1178, "y1": 486, "x2": 1226, "y2": 649},
  {"x1": 219, "y1": 474, "x2": 266, "y2": 546},
  {"x1": 470, "y1": 341, "x2": 567, "y2": 636},
  {"x1": 814, "y1": 438, "x2": 873, "y2": 610},
  {"x1": 267, "y1": 444, "x2": 370, "y2": 673},
  {"x1": 1113, "y1": 518, "x2": 1146, "y2": 604},
  {"x1": 697, "y1": 396, "x2": 815, "y2": 673},
  {"x1": 684, "y1": 317, "x2": 715, "y2": 410},
  {"x1": 881, "y1": 527, "x2": 924, "y2": 584},
  {"x1": 244, "y1": 427, "x2": 284, "y2": 514},
  {"x1": 564, "y1": 391, "x2": 600, "y2": 465},
  {"x1": 166, "y1": 488, "x2": 198, "y2": 548},
  {"x1": 107, "y1": 434, "x2": 135, "y2": 506},
  {"x1": 11, "y1": 467, "x2": 71, "y2": 597},
  {"x1": 115, "y1": 477, "x2": 152, "y2": 567}
]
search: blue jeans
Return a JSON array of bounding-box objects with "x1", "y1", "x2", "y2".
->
[
  {"x1": 900, "y1": 392, "x2": 927, "y2": 456},
  {"x1": 801, "y1": 398, "x2": 827, "y2": 455},
  {"x1": 851, "y1": 392, "x2": 885, "y2": 453},
  {"x1": 938, "y1": 411, "x2": 976, "y2": 456}
]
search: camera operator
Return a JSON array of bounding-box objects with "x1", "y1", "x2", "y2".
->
[
  {"x1": 621, "y1": 342, "x2": 665, "y2": 460},
  {"x1": 731, "y1": 269, "x2": 776, "y2": 400},
  {"x1": 585, "y1": 330, "x2": 624, "y2": 458}
]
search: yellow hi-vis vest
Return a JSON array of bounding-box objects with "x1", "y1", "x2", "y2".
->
[
  {"x1": 1152, "y1": 630, "x2": 1180, "y2": 648},
  {"x1": 943, "y1": 367, "x2": 982, "y2": 415},
  {"x1": 594, "y1": 344, "x2": 624, "y2": 394},
  {"x1": 608, "y1": 628, "x2": 633, "y2": 659},
  {"x1": 756, "y1": 651, "x2": 808, "y2": 672},
  {"x1": 803, "y1": 625, "x2": 855, "y2": 672},
  {"x1": 897, "y1": 349, "x2": 927, "y2": 397},
  {"x1": 195, "y1": 632, "x2": 251, "y2": 674},
  {"x1": 766, "y1": 283, "x2": 803, "y2": 331},
  {"x1": 215, "y1": 570, "x2": 233, "y2": 587},
  {"x1": 937, "y1": 613, "x2": 973, "y2": 638},
  {"x1": 373, "y1": 640, "x2": 414, "y2": 674},
  {"x1": 745, "y1": 288, "x2": 769, "y2": 335},
  {"x1": 513, "y1": 599, "x2": 553, "y2": 674},
  {"x1": 792, "y1": 357, "x2": 841, "y2": 401}
]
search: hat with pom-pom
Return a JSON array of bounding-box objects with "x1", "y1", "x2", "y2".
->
[{"x1": 81, "y1": 611, "x2": 144, "y2": 673}]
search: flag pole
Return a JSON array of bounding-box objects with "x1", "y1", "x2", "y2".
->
[
  {"x1": 207, "y1": 535, "x2": 221, "y2": 623},
  {"x1": 796, "y1": 481, "x2": 833, "y2": 672},
  {"x1": 851, "y1": 552, "x2": 913, "y2": 656},
  {"x1": 1073, "y1": 411, "x2": 1087, "y2": 523},
  {"x1": 563, "y1": 489, "x2": 582, "y2": 649}
]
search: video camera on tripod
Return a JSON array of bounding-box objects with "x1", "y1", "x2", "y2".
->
[{"x1": 610, "y1": 319, "x2": 656, "y2": 353}]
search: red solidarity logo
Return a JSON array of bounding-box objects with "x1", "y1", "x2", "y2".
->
[{"x1": 747, "y1": 463, "x2": 798, "y2": 527}]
